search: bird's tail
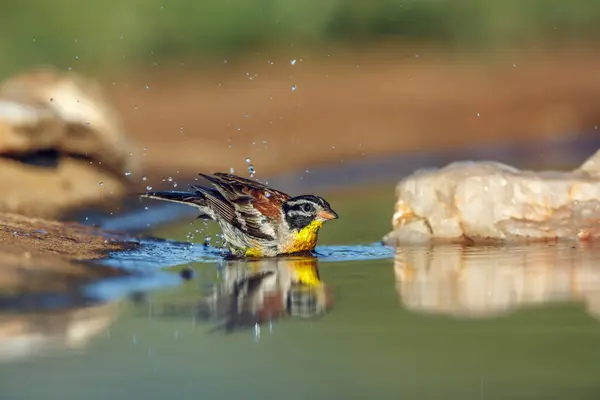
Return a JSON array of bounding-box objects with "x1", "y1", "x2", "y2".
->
[{"x1": 139, "y1": 191, "x2": 212, "y2": 219}]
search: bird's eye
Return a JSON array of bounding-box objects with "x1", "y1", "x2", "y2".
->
[{"x1": 301, "y1": 203, "x2": 313, "y2": 213}]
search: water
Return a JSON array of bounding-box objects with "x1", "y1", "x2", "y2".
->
[
  {"x1": 5, "y1": 134, "x2": 600, "y2": 398},
  {"x1": 2, "y1": 240, "x2": 600, "y2": 399}
]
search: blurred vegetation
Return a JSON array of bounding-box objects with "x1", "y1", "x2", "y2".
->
[{"x1": 2, "y1": 0, "x2": 600, "y2": 77}]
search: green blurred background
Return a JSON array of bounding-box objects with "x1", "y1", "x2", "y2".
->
[
  {"x1": 3, "y1": 0, "x2": 600, "y2": 77},
  {"x1": 3, "y1": 0, "x2": 600, "y2": 207}
]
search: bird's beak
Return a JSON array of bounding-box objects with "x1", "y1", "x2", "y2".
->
[{"x1": 317, "y1": 208, "x2": 339, "y2": 221}]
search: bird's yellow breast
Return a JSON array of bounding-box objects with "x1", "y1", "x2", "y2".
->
[
  {"x1": 242, "y1": 220, "x2": 323, "y2": 257},
  {"x1": 285, "y1": 220, "x2": 323, "y2": 253},
  {"x1": 243, "y1": 248, "x2": 264, "y2": 257}
]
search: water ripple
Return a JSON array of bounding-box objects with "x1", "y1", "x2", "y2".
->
[{"x1": 101, "y1": 237, "x2": 394, "y2": 270}]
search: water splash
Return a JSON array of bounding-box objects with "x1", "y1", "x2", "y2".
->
[
  {"x1": 245, "y1": 157, "x2": 255, "y2": 177},
  {"x1": 102, "y1": 238, "x2": 394, "y2": 270}
]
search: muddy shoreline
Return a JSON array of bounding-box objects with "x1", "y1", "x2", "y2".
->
[{"x1": 0, "y1": 212, "x2": 138, "y2": 262}]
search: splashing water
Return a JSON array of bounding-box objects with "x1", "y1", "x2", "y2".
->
[
  {"x1": 102, "y1": 238, "x2": 394, "y2": 270},
  {"x1": 245, "y1": 157, "x2": 255, "y2": 177}
]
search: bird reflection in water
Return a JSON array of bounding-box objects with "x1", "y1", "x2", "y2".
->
[
  {"x1": 151, "y1": 255, "x2": 333, "y2": 333},
  {"x1": 393, "y1": 242, "x2": 600, "y2": 320}
]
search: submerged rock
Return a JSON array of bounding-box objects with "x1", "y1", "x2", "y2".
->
[
  {"x1": 384, "y1": 148, "x2": 600, "y2": 244},
  {"x1": 0, "y1": 68, "x2": 138, "y2": 218}
]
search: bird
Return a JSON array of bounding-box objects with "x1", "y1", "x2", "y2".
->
[{"x1": 139, "y1": 172, "x2": 338, "y2": 258}]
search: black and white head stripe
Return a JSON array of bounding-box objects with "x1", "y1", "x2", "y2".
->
[
  {"x1": 282, "y1": 195, "x2": 330, "y2": 230},
  {"x1": 284, "y1": 195, "x2": 330, "y2": 208}
]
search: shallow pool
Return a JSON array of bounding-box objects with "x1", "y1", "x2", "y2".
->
[{"x1": 2, "y1": 239, "x2": 600, "y2": 399}]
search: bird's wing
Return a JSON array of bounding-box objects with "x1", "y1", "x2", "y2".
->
[
  {"x1": 197, "y1": 173, "x2": 291, "y2": 240},
  {"x1": 211, "y1": 173, "x2": 291, "y2": 217},
  {"x1": 139, "y1": 187, "x2": 235, "y2": 219}
]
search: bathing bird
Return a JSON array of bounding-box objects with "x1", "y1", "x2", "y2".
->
[{"x1": 140, "y1": 173, "x2": 338, "y2": 258}]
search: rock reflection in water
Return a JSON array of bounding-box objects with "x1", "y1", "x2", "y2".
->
[
  {"x1": 0, "y1": 248, "x2": 127, "y2": 362},
  {"x1": 151, "y1": 255, "x2": 333, "y2": 333},
  {"x1": 394, "y1": 242, "x2": 600, "y2": 319}
]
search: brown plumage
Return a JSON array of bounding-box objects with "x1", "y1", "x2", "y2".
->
[{"x1": 140, "y1": 172, "x2": 338, "y2": 257}]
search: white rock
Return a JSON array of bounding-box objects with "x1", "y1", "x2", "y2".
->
[{"x1": 383, "y1": 149, "x2": 600, "y2": 244}]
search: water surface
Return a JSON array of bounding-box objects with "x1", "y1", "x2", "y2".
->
[{"x1": 2, "y1": 241, "x2": 600, "y2": 399}]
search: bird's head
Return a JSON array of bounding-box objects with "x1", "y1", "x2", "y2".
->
[{"x1": 282, "y1": 195, "x2": 339, "y2": 231}]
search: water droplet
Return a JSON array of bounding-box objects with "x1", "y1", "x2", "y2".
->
[
  {"x1": 173, "y1": 183, "x2": 178, "y2": 188},
  {"x1": 180, "y1": 126, "x2": 184, "y2": 133},
  {"x1": 143, "y1": 146, "x2": 148, "y2": 151},
  {"x1": 124, "y1": 171, "x2": 132, "y2": 176},
  {"x1": 237, "y1": 127, "x2": 242, "y2": 131},
  {"x1": 290, "y1": 59, "x2": 297, "y2": 65},
  {"x1": 99, "y1": 181, "x2": 103, "y2": 186},
  {"x1": 144, "y1": 206, "x2": 149, "y2": 211},
  {"x1": 75, "y1": 55, "x2": 79, "y2": 60},
  {"x1": 476, "y1": 113, "x2": 481, "y2": 117},
  {"x1": 167, "y1": 177, "x2": 173, "y2": 182},
  {"x1": 142, "y1": 176, "x2": 147, "y2": 181},
  {"x1": 291, "y1": 85, "x2": 297, "y2": 91},
  {"x1": 245, "y1": 158, "x2": 251, "y2": 164},
  {"x1": 265, "y1": 192, "x2": 271, "y2": 198},
  {"x1": 230, "y1": 167, "x2": 235, "y2": 174},
  {"x1": 244, "y1": 113, "x2": 249, "y2": 118},
  {"x1": 146, "y1": 185, "x2": 153, "y2": 191},
  {"x1": 248, "y1": 165, "x2": 255, "y2": 177},
  {"x1": 254, "y1": 323, "x2": 261, "y2": 341},
  {"x1": 268, "y1": 60, "x2": 274, "y2": 65},
  {"x1": 49, "y1": 98, "x2": 54, "y2": 102},
  {"x1": 145, "y1": 84, "x2": 149, "y2": 90}
]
